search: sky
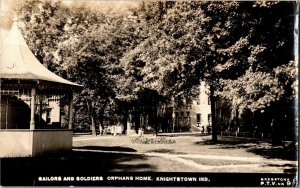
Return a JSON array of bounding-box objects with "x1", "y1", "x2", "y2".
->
[
  {"x1": 0, "y1": 0, "x2": 138, "y2": 15},
  {"x1": 62, "y1": 0, "x2": 138, "y2": 12}
]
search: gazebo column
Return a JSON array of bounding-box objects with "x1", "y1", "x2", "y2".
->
[
  {"x1": 68, "y1": 92, "x2": 74, "y2": 129},
  {"x1": 30, "y1": 87, "x2": 36, "y2": 130},
  {"x1": 39, "y1": 94, "x2": 43, "y2": 127}
]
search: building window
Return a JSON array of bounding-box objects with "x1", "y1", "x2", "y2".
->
[
  {"x1": 196, "y1": 113, "x2": 201, "y2": 123},
  {"x1": 196, "y1": 113, "x2": 201, "y2": 127}
]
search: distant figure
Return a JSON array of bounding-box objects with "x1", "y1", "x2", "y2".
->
[
  {"x1": 138, "y1": 127, "x2": 144, "y2": 137},
  {"x1": 99, "y1": 126, "x2": 103, "y2": 136},
  {"x1": 103, "y1": 126, "x2": 108, "y2": 135},
  {"x1": 201, "y1": 126, "x2": 205, "y2": 134},
  {"x1": 112, "y1": 125, "x2": 117, "y2": 136},
  {"x1": 207, "y1": 126, "x2": 211, "y2": 134}
]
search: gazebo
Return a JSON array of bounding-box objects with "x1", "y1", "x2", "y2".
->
[{"x1": 0, "y1": 23, "x2": 82, "y2": 157}]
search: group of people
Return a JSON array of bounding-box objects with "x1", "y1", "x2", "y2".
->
[{"x1": 102, "y1": 124, "x2": 124, "y2": 136}]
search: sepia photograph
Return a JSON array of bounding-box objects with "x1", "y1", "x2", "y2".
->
[{"x1": 0, "y1": 0, "x2": 298, "y2": 187}]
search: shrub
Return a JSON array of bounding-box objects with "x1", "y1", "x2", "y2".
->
[{"x1": 131, "y1": 136, "x2": 176, "y2": 144}]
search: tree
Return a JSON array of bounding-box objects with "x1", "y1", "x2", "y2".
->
[
  {"x1": 121, "y1": 1, "x2": 296, "y2": 142},
  {"x1": 58, "y1": 3, "x2": 142, "y2": 135},
  {"x1": 8, "y1": 0, "x2": 296, "y2": 142},
  {"x1": 14, "y1": 0, "x2": 66, "y2": 69},
  {"x1": 12, "y1": 0, "x2": 137, "y2": 135},
  {"x1": 212, "y1": 2, "x2": 296, "y2": 143}
]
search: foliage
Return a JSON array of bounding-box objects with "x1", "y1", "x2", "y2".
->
[
  {"x1": 12, "y1": 0, "x2": 138, "y2": 135},
  {"x1": 124, "y1": 1, "x2": 296, "y2": 109},
  {"x1": 14, "y1": 0, "x2": 66, "y2": 68},
  {"x1": 5, "y1": 0, "x2": 296, "y2": 141},
  {"x1": 214, "y1": 2, "x2": 296, "y2": 115},
  {"x1": 120, "y1": 2, "x2": 206, "y2": 99},
  {"x1": 121, "y1": 1, "x2": 296, "y2": 141},
  {"x1": 219, "y1": 61, "x2": 296, "y2": 116}
]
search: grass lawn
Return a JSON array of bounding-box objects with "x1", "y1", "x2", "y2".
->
[
  {"x1": 72, "y1": 134, "x2": 297, "y2": 172},
  {"x1": 74, "y1": 134, "x2": 297, "y2": 159}
]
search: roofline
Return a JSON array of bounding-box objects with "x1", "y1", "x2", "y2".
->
[{"x1": 1, "y1": 78, "x2": 83, "y2": 92}]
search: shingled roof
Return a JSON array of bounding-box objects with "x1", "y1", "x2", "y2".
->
[{"x1": 0, "y1": 23, "x2": 82, "y2": 89}]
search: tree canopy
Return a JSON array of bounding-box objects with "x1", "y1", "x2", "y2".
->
[
  {"x1": 3, "y1": 0, "x2": 297, "y2": 140},
  {"x1": 118, "y1": 1, "x2": 297, "y2": 141},
  {"x1": 121, "y1": 1, "x2": 296, "y2": 109}
]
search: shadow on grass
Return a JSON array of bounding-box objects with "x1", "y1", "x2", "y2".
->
[
  {"x1": 147, "y1": 149, "x2": 185, "y2": 155},
  {"x1": 1, "y1": 148, "x2": 155, "y2": 185},
  {"x1": 195, "y1": 137, "x2": 298, "y2": 161},
  {"x1": 74, "y1": 146, "x2": 137, "y2": 152},
  {"x1": 247, "y1": 146, "x2": 298, "y2": 161},
  {"x1": 263, "y1": 163, "x2": 298, "y2": 173},
  {"x1": 195, "y1": 136, "x2": 264, "y2": 150}
]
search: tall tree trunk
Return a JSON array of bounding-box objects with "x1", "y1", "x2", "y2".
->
[
  {"x1": 154, "y1": 104, "x2": 158, "y2": 136},
  {"x1": 98, "y1": 115, "x2": 103, "y2": 136},
  {"x1": 172, "y1": 96, "x2": 176, "y2": 133},
  {"x1": 85, "y1": 97, "x2": 97, "y2": 136},
  {"x1": 98, "y1": 109, "x2": 104, "y2": 136},
  {"x1": 91, "y1": 115, "x2": 97, "y2": 136},
  {"x1": 210, "y1": 85, "x2": 218, "y2": 142},
  {"x1": 270, "y1": 101, "x2": 284, "y2": 146}
]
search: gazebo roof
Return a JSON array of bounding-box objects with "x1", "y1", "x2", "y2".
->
[{"x1": 0, "y1": 23, "x2": 82, "y2": 89}]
